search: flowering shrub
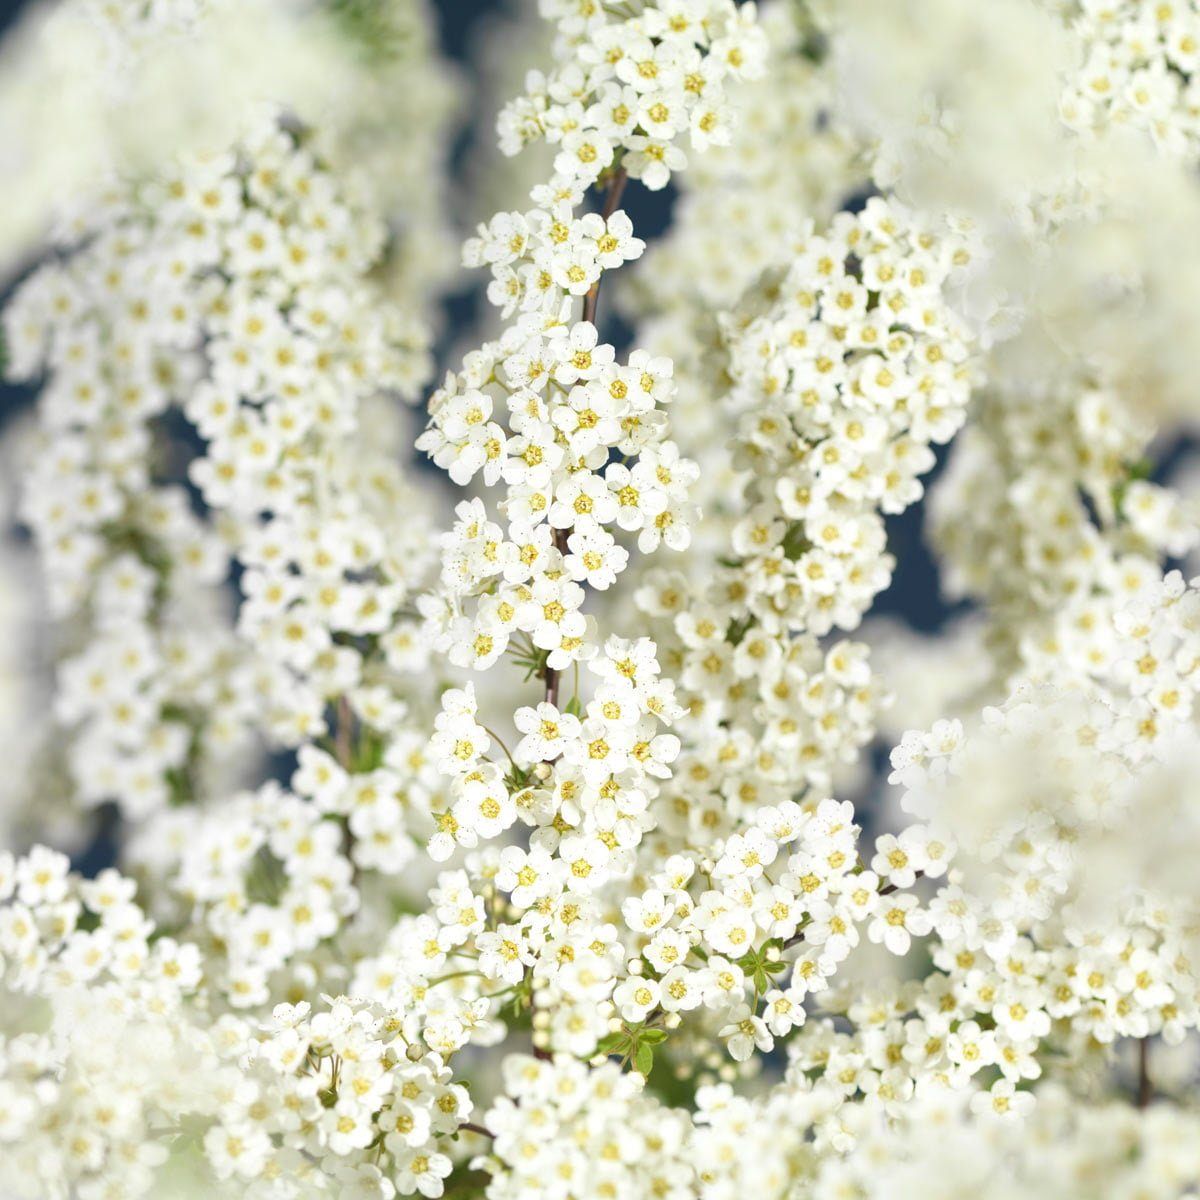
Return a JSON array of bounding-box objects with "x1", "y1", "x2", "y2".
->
[{"x1": 1, "y1": 0, "x2": 1199, "y2": 1196}]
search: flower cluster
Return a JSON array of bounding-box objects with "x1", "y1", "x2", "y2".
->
[
  {"x1": 616, "y1": 1, "x2": 867, "y2": 551},
  {"x1": 0, "y1": 0, "x2": 459, "y2": 290},
  {"x1": 0, "y1": 843, "x2": 487, "y2": 1199},
  {"x1": 3, "y1": 0, "x2": 1200, "y2": 1196},
  {"x1": 808, "y1": 1083, "x2": 1200, "y2": 1199},
  {"x1": 712, "y1": 197, "x2": 977, "y2": 635},
  {"x1": 931, "y1": 371, "x2": 1199, "y2": 690},
  {"x1": 138, "y1": 781, "x2": 360, "y2": 1009},
  {"x1": 885, "y1": 573, "x2": 1200, "y2": 1070},
  {"x1": 497, "y1": 0, "x2": 767, "y2": 191},
  {"x1": 477, "y1": 1055, "x2": 694, "y2": 1198},
  {"x1": 170, "y1": 116, "x2": 435, "y2": 750},
  {"x1": 626, "y1": 2, "x2": 864, "y2": 327},
  {"x1": 204, "y1": 998, "x2": 474, "y2": 1199},
  {"x1": 1060, "y1": 0, "x2": 1200, "y2": 160},
  {"x1": 416, "y1": 0, "x2": 771, "y2": 882},
  {"x1": 5, "y1": 108, "x2": 439, "y2": 823},
  {"x1": 0, "y1": 847, "x2": 219, "y2": 1198},
  {"x1": 626, "y1": 199, "x2": 978, "y2": 877}
]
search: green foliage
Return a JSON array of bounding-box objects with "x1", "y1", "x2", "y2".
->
[
  {"x1": 594, "y1": 1019, "x2": 669, "y2": 1079},
  {"x1": 738, "y1": 939, "x2": 789, "y2": 998},
  {"x1": 725, "y1": 615, "x2": 754, "y2": 646},
  {"x1": 328, "y1": 0, "x2": 417, "y2": 63},
  {"x1": 633, "y1": 1041, "x2": 654, "y2": 1076},
  {"x1": 781, "y1": 520, "x2": 812, "y2": 561},
  {"x1": 1111, "y1": 457, "x2": 1154, "y2": 523},
  {"x1": 508, "y1": 635, "x2": 550, "y2": 682}
]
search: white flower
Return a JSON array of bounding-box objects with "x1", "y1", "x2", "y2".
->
[
  {"x1": 514, "y1": 702, "x2": 582, "y2": 762},
  {"x1": 867, "y1": 893, "x2": 933, "y2": 956},
  {"x1": 613, "y1": 975, "x2": 661, "y2": 1023},
  {"x1": 658, "y1": 965, "x2": 703, "y2": 1012},
  {"x1": 969, "y1": 1079, "x2": 1036, "y2": 1122},
  {"x1": 718, "y1": 1003, "x2": 773, "y2": 1061},
  {"x1": 393, "y1": 1147, "x2": 452, "y2": 1198},
  {"x1": 565, "y1": 527, "x2": 629, "y2": 590}
]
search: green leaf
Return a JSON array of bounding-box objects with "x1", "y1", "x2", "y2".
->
[
  {"x1": 1113, "y1": 457, "x2": 1156, "y2": 522},
  {"x1": 781, "y1": 521, "x2": 812, "y2": 561},
  {"x1": 505, "y1": 764, "x2": 531, "y2": 791},
  {"x1": 564, "y1": 695, "x2": 582, "y2": 717},
  {"x1": 594, "y1": 1032, "x2": 627, "y2": 1057},
  {"x1": 354, "y1": 727, "x2": 386, "y2": 773},
  {"x1": 633, "y1": 1042, "x2": 654, "y2": 1076},
  {"x1": 725, "y1": 616, "x2": 754, "y2": 647},
  {"x1": 640, "y1": 1028, "x2": 668, "y2": 1044}
]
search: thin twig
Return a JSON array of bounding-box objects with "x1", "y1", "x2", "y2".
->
[
  {"x1": 334, "y1": 695, "x2": 353, "y2": 769},
  {"x1": 1137, "y1": 1037, "x2": 1152, "y2": 1108},
  {"x1": 532, "y1": 161, "x2": 624, "y2": 1062},
  {"x1": 480, "y1": 724, "x2": 518, "y2": 770},
  {"x1": 582, "y1": 166, "x2": 629, "y2": 328},
  {"x1": 879, "y1": 870, "x2": 924, "y2": 897},
  {"x1": 542, "y1": 166, "x2": 629, "y2": 713},
  {"x1": 458, "y1": 1121, "x2": 495, "y2": 1139}
]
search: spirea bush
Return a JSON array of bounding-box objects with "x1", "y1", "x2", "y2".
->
[{"x1": 1, "y1": 0, "x2": 1199, "y2": 1196}]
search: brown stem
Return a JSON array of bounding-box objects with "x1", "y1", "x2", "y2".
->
[
  {"x1": 541, "y1": 165, "x2": 629, "y2": 712},
  {"x1": 1137, "y1": 1037, "x2": 1152, "y2": 1108},
  {"x1": 521, "y1": 166, "x2": 632, "y2": 1061},
  {"x1": 582, "y1": 166, "x2": 629, "y2": 328},
  {"x1": 334, "y1": 695, "x2": 353, "y2": 769},
  {"x1": 458, "y1": 1121, "x2": 495, "y2": 1139},
  {"x1": 331, "y1": 695, "x2": 363, "y2": 884},
  {"x1": 879, "y1": 870, "x2": 924, "y2": 897},
  {"x1": 542, "y1": 531, "x2": 570, "y2": 710}
]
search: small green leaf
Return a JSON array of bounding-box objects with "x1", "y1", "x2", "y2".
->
[
  {"x1": 633, "y1": 1042, "x2": 654, "y2": 1076},
  {"x1": 725, "y1": 616, "x2": 754, "y2": 647},
  {"x1": 781, "y1": 521, "x2": 812, "y2": 561},
  {"x1": 594, "y1": 1032, "x2": 627, "y2": 1056},
  {"x1": 640, "y1": 1028, "x2": 668, "y2": 1044}
]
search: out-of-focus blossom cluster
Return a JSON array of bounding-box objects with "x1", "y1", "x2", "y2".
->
[
  {"x1": 0, "y1": 0, "x2": 458, "y2": 294},
  {"x1": 6, "y1": 110, "x2": 435, "y2": 821}
]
